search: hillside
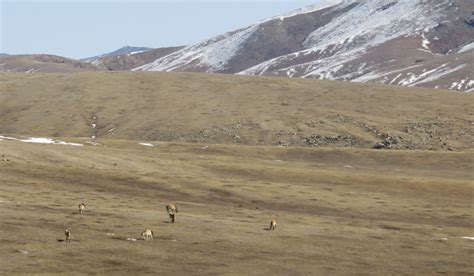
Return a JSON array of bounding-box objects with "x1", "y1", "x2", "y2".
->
[
  {"x1": 136, "y1": 0, "x2": 474, "y2": 92},
  {"x1": 0, "y1": 46, "x2": 184, "y2": 73},
  {"x1": 0, "y1": 71, "x2": 472, "y2": 150},
  {"x1": 90, "y1": 46, "x2": 185, "y2": 71},
  {"x1": 81, "y1": 46, "x2": 152, "y2": 62},
  {"x1": 0, "y1": 55, "x2": 100, "y2": 73}
]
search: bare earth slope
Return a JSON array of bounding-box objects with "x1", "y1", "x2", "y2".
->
[
  {"x1": 0, "y1": 140, "x2": 473, "y2": 274},
  {"x1": 0, "y1": 72, "x2": 472, "y2": 150},
  {"x1": 91, "y1": 46, "x2": 185, "y2": 71}
]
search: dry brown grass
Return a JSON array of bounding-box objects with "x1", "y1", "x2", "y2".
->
[
  {"x1": 0, "y1": 71, "x2": 472, "y2": 150},
  {"x1": 0, "y1": 139, "x2": 473, "y2": 274}
]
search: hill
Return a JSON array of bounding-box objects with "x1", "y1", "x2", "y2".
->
[
  {"x1": 0, "y1": 54, "x2": 100, "y2": 73},
  {"x1": 0, "y1": 71, "x2": 472, "y2": 150},
  {"x1": 1, "y1": 70, "x2": 472, "y2": 274},
  {"x1": 90, "y1": 46, "x2": 185, "y2": 71},
  {"x1": 81, "y1": 46, "x2": 152, "y2": 62}
]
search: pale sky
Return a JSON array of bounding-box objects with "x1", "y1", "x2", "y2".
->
[{"x1": 1, "y1": 0, "x2": 320, "y2": 59}]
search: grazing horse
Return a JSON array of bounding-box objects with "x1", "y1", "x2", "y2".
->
[
  {"x1": 269, "y1": 219, "x2": 277, "y2": 231},
  {"x1": 65, "y1": 229, "x2": 71, "y2": 242},
  {"x1": 78, "y1": 203, "x2": 86, "y2": 214},
  {"x1": 166, "y1": 204, "x2": 178, "y2": 223},
  {"x1": 141, "y1": 229, "x2": 153, "y2": 240}
]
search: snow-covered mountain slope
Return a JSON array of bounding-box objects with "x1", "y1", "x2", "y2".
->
[{"x1": 136, "y1": 0, "x2": 474, "y2": 92}]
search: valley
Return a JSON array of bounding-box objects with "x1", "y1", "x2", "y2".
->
[{"x1": 0, "y1": 139, "x2": 473, "y2": 274}]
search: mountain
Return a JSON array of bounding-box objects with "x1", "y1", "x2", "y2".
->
[
  {"x1": 88, "y1": 46, "x2": 184, "y2": 71},
  {"x1": 0, "y1": 54, "x2": 100, "y2": 73},
  {"x1": 82, "y1": 46, "x2": 152, "y2": 62},
  {"x1": 135, "y1": 0, "x2": 474, "y2": 92}
]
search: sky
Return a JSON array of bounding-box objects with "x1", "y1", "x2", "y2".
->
[{"x1": 1, "y1": 0, "x2": 320, "y2": 59}]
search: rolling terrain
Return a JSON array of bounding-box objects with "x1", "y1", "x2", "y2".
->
[
  {"x1": 0, "y1": 71, "x2": 472, "y2": 150},
  {"x1": 0, "y1": 71, "x2": 473, "y2": 274},
  {"x1": 0, "y1": 54, "x2": 100, "y2": 73},
  {"x1": 0, "y1": 46, "x2": 184, "y2": 73},
  {"x1": 0, "y1": 139, "x2": 473, "y2": 274}
]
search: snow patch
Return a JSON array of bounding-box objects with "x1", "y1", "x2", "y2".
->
[
  {"x1": 355, "y1": 63, "x2": 466, "y2": 88},
  {"x1": 466, "y1": 80, "x2": 474, "y2": 91},
  {"x1": 458, "y1": 42, "x2": 474, "y2": 53},
  {"x1": 353, "y1": 64, "x2": 422, "y2": 83},
  {"x1": 407, "y1": 65, "x2": 466, "y2": 86},
  {"x1": 421, "y1": 33, "x2": 431, "y2": 51},
  {"x1": 461, "y1": 237, "x2": 474, "y2": 240},
  {"x1": 0, "y1": 135, "x2": 83, "y2": 147},
  {"x1": 91, "y1": 59, "x2": 103, "y2": 66},
  {"x1": 127, "y1": 50, "x2": 147, "y2": 56},
  {"x1": 139, "y1": 143, "x2": 154, "y2": 147}
]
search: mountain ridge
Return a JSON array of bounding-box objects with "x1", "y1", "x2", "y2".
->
[
  {"x1": 81, "y1": 46, "x2": 152, "y2": 62},
  {"x1": 0, "y1": 54, "x2": 100, "y2": 73},
  {"x1": 135, "y1": 0, "x2": 474, "y2": 92}
]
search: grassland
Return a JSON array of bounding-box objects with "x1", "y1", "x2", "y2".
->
[
  {"x1": 0, "y1": 72, "x2": 473, "y2": 274},
  {"x1": 0, "y1": 71, "x2": 472, "y2": 150},
  {"x1": 0, "y1": 139, "x2": 473, "y2": 274}
]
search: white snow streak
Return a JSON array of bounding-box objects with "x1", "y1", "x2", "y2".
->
[
  {"x1": 127, "y1": 50, "x2": 147, "y2": 56},
  {"x1": 404, "y1": 64, "x2": 465, "y2": 86},
  {"x1": 139, "y1": 143, "x2": 154, "y2": 147},
  {"x1": 421, "y1": 33, "x2": 430, "y2": 50},
  {"x1": 458, "y1": 42, "x2": 474, "y2": 53},
  {"x1": 0, "y1": 135, "x2": 83, "y2": 146},
  {"x1": 353, "y1": 64, "x2": 422, "y2": 83}
]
